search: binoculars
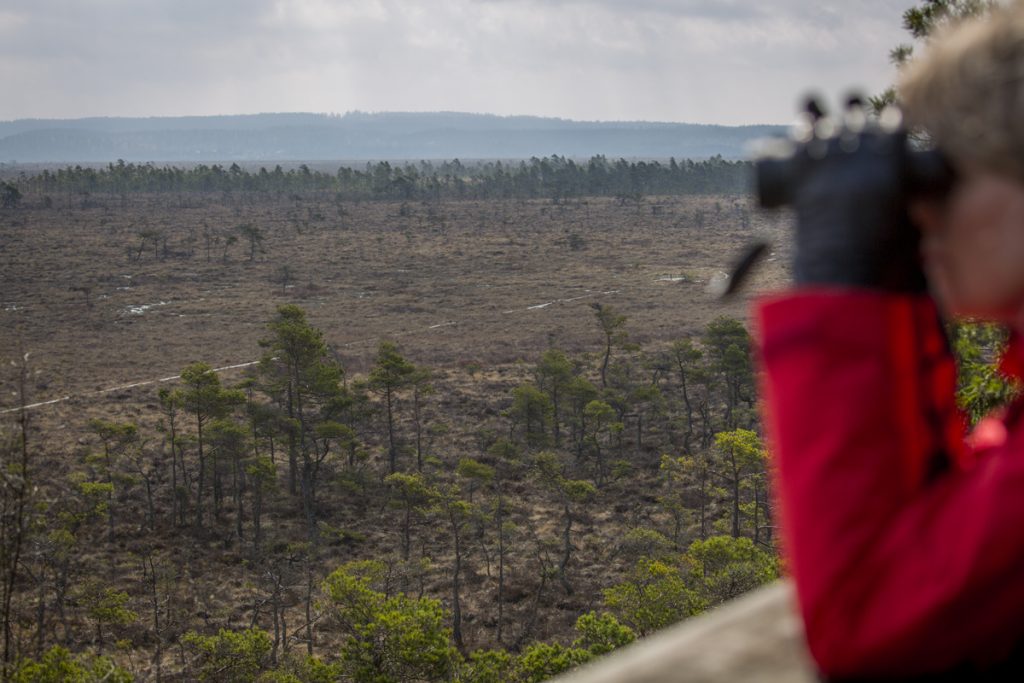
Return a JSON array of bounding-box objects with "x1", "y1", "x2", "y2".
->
[
  {"x1": 754, "y1": 97, "x2": 956, "y2": 209},
  {"x1": 715, "y1": 97, "x2": 958, "y2": 298}
]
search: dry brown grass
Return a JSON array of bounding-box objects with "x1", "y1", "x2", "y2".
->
[
  {"x1": 1, "y1": 194, "x2": 788, "y2": 406},
  {"x1": 0, "y1": 192, "x2": 792, "y2": 673}
]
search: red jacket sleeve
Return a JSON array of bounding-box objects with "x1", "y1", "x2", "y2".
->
[{"x1": 757, "y1": 290, "x2": 1024, "y2": 678}]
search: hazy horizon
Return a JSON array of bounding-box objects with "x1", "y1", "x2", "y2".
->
[
  {"x1": 0, "y1": 111, "x2": 785, "y2": 163},
  {"x1": 0, "y1": 1, "x2": 908, "y2": 127},
  {"x1": 0, "y1": 110, "x2": 790, "y2": 128}
]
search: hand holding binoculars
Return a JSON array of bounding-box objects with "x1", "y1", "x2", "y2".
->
[
  {"x1": 754, "y1": 95, "x2": 954, "y2": 209},
  {"x1": 717, "y1": 95, "x2": 955, "y2": 297}
]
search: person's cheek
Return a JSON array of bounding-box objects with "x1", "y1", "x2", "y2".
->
[{"x1": 909, "y1": 201, "x2": 943, "y2": 236}]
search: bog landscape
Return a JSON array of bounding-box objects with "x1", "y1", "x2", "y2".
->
[{"x1": 0, "y1": 150, "x2": 792, "y2": 681}]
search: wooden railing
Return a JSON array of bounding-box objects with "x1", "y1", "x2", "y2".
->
[{"x1": 551, "y1": 581, "x2": 817, "y2": 683}]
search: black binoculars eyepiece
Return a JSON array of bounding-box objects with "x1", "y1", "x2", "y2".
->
[
  {"x1": 754, "y1": 98, "x2": 956, "y2": 209},
  {"x1": 757, "y1": 145, "x2": 954, "y2": 209}
]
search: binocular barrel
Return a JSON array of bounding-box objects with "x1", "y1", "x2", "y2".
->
[{"x1": 755, "y1": 137, "x2": 955, "y2": 210}]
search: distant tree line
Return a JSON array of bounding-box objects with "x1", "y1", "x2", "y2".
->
[{"x1": 8, "y1": 155, "x2": 751, "y2": 203}]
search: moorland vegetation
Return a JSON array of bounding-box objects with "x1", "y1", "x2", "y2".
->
[{"x1": 0, "y1": 152, "x2": 1010, "y2": 681}]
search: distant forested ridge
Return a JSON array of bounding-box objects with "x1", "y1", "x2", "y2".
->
[
  {"x1": 0, "y1": 111, "x2": 783, "y2": 163},
  {"x1": 10, "y1": 155, "x2": 751, "y2": 201}
]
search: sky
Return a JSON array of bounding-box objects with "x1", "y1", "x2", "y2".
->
[{"x1": 0, "y1": 0, "x2": 911, "y2": 126}]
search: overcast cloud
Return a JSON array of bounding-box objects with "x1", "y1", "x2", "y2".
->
[{"x1": 0, "y1": 0, "x2": 909, "y2": 125}]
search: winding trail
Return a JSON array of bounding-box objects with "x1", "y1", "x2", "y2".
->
[
  {"x1": 1, "y1": 279, "x2": 695, "y2": 415},
  {"x1": 0, "y1": 360, "x2": 262, "y2": 415}
]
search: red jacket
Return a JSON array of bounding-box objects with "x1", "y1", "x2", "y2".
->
[{"x1": 757, "y1": 290, "x2": 1024, "y2": 679}]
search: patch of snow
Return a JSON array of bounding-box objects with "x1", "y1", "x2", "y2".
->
[{"x1": 122, "y1": 301, "x2": 169, "y2": 316}]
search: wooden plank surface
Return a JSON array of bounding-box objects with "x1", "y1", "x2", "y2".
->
[{"x1": 552, "y1": 581, "x2": 818, "y2": 683}]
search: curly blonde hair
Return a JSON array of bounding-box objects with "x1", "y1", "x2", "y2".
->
[{"x1": 900, "y1": 1, "x2": 1024, "y2": 180}]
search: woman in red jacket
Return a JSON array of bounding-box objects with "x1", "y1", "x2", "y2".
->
[{"x1": 758, "y1": 5, "x2": 1024, "y2": 680}]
